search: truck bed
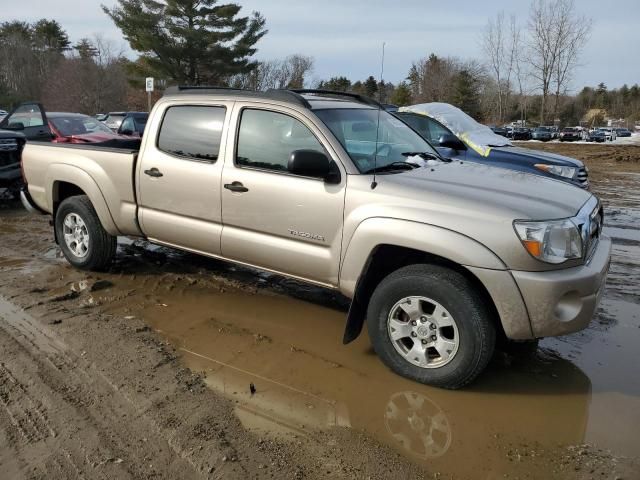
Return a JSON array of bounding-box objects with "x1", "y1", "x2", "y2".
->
[{"x1": 22, "y1": 142, "x2": 143, "y2": 237}]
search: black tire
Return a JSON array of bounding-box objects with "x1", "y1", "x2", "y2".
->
[
  {"x1": 55, "y1": 195, "x2": 116, "y2": 271},
  {"x1": 366, "y1": 264, "x2": 496, "y2": 389}
]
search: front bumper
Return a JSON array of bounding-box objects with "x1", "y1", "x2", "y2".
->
[{"x1": 511, "y1": 235, "x2": 612, "y2": 338}]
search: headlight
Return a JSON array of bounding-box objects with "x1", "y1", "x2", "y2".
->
[
  {"x1": 513, "y1": 219, "x2": 583, "y2": 264},
  {"x1": 534, "y1": 164, "x2": 577, "y2": 179}
]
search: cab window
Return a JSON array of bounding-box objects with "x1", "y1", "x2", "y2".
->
[
  {"x1": 398, "y1": 113, "x2": 450, "y2": 144},
  {"x1": 157, "y1": 106, "x2": 226, "y2": 162},
  {"x1": 236, "y1": 109, "x2": 326, "y2": 173},
  {"x1": 120, "y1": 117, "x2": 135, "y2": 133}
]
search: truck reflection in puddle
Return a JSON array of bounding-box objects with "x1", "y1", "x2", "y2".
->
[{"x1": 123, "y1": 281, "x2": 591, "y2": 478}]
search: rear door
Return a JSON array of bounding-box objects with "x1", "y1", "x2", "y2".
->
[
  {"x1": 137, "y1": 100, "x2": 232, "y2": 255},
  {"x1": 0, "y1": 103, "x2": 52, "y2": 141}
]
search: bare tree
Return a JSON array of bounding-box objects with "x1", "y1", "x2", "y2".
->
[
  {"x1": 230, "y1": 54, "x2": 314, "y2": 90},
  {"x1": 527, "y1": 0, "x2": 592, "y2": 124},
  {"x1": 551, "y1": 0, "x2": 592, "y2": 122},
  {"x1": 43, "y1": 36, "x2": 128, "y2": 114},
  {"x1": 482, "y1": 12, "x2": 515, "y2": 122}
]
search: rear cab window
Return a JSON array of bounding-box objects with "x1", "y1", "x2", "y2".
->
[{"x1": 157, "y1": 105, "x2": 226, "y2": 162}]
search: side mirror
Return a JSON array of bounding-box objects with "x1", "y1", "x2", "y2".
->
[
  {"x1": 438, "y1": 133, "x2": 466, "y2": 150},
  {"x1": 120, "y1": 129, "x2": 133, "y2": 136},
  {"x1": 289, "y1": 149, "x2": 340, "y2": 183},
  {"x1": 8, "y1": 122, "x2": 25, "y2": 131}
]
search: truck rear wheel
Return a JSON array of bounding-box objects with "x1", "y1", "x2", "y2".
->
[
  {"x1": 366, "y1": 264, "x2": 496, "y2": 389},
  {"x1": 55, "y1": 195, "x2": 116, "y2": 271}
]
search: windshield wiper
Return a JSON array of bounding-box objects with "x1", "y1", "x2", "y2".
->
[
  {"x1": 402, "y1": 151, "x2": 451, "y2": 163},
  {"x1": 364, "y1": 161, "x2": 420, "y2": 174}
]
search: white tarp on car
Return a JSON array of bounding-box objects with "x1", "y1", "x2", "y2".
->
[{"x1": 400, "y1": 102, "x2": 511, "y2": 156}]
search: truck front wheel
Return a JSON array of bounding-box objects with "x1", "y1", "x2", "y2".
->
[
  {"x1": 366, "y1": 264, "x2": 496, "y2": 389},
  {"x1": 54, "y1": 195, "x2": 116, "y2": 271}
]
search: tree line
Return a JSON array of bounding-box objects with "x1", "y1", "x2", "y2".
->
[{"x1": 1, "y1": 0, "x2": 638, "y2": 127}]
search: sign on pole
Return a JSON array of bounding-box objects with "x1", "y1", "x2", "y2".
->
[{"x1": 145, "y1": 77, "x2": 154, "y2": 112}]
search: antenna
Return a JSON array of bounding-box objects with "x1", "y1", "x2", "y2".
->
[{"x1": 371, "y1": 41, "x2": 385, "y2": 190}]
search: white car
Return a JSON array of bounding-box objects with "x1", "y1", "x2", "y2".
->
[{"x1": 598, "y1": 127, "x2": 616, "y2": 141}]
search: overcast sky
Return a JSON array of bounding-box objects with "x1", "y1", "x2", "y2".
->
[{"x1": 6, "y1": 0, "x2": 640, "y2": 91}]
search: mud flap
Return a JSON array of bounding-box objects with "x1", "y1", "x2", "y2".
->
[{"x1": 343, "y1": 296, "x2": 366, "y2": 344}]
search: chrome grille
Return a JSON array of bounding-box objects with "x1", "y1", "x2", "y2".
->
[
  {"x1": 0, "y1": 138, "x2": 18, "y2": 152},
  {"x1": 576, "y1": 196, "x2": 602, "y2": 261},
  {"x1": 576, "y1": 166, "x2": 589, "y2": 185}
]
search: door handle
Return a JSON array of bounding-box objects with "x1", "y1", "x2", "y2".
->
[
  {"x1": 224, "y1": 181, "x2": 249, "y2": 193},
  {"x1": 144, "y1": 167, "x2": 163, "y2": 178}
]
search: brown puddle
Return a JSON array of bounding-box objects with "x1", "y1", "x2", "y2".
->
[{"x1": 95, "y1": 274, "x2": 639, "y2": 478}]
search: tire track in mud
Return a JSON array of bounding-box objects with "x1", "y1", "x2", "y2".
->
[{"x1": 0, "y1": 297, "x2": 212, "y2": 480}]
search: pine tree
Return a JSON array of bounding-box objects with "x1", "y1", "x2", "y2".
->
[
  {"x1": 364, "y1": 75, "x2": 378, "y2": 98},
  {"x1": 318, "y1": 76, "x2": 351, "y2": 92},
  {"x1": 390, "y1": 82, "x2": 412, "y2": 106},
  {"x1": 103, "y1": 0, "x2": 267, "y2": 85},
  {"x1": 451, "y1": 70, "x2": 481, "y2": 119},
  {"x1": 32, "y1": 19, "x2": 70, "y2": 53}
]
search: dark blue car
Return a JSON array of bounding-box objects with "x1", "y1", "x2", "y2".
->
[{"x1": 394, "y1": 103, "x2": 588, "y2": 189}]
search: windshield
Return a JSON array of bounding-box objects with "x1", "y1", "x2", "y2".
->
[
  {"x1": 51, "y1": 115, "x2": 114, "y2": 136},
  {"x1": 314, "y1": 108, "x2": 439, "y2": 173}
]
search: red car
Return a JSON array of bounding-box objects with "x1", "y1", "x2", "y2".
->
[
  {"x1": 559, "y1": 127, "x2": 581, "y2": 142},
  {"x1": 48, "y1": 112, "x2": 128, "y2": 143}
]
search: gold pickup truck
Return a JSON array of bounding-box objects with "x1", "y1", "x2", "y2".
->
[{"x1": 20, "y1": 88, "x2": 611, "y2": 388}]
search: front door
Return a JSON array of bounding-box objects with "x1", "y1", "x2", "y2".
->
[
  {"x1": 137, "y1": 102, "x2": 231, "y2": 255},
  {"x1": 0, "y1": 103, "x2": 52, "y2": 141},
  {"x1": 220, "y1": 105, "x2": 346, "y2": 287}
]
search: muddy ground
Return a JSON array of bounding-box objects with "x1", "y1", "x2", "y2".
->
[{"x1": 1, "y1": 142, "x2": 639, "y2": 479}]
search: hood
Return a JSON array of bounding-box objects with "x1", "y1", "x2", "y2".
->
[
  {"x1": 345, "y1": 160, "x2": 593, "y2": 271},
  {"x1": 400, "y1": 103, "x2": 511, "y2": 156},
  {"x1": 382, "y1": 161, "x2": 589, "y2": 220},
  {"x1": 489, "y1": 146, "x2": 584, "y2": 168}
]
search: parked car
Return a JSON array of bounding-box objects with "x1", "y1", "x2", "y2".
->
[
  {"x1": 598, "y1": 127, "x2": 616, "y2": 141},
  {"x1": 587, "y1": 130, "x2": 606, "y2": 142},
  {"x1": 490, "y1": 126, "x2": 508, "y2": 137},
  {"x1": 103, "y1": 111, "x2": 147, "y2": 132},
  {"x1": 1, "y1": 103, "x2": 140, "y2": 146},
  {"x1": 531, "y1": 126, "x2": 553, "y2": 141},
  {"x1": 512, "y1": 127, "x2": 532, "y2": 140},
  {"x1": 48, "y1": 112, "x2": 135, "y2": 143},
  {"x1": 20, "y1": 87, "x2": 610, "y2": 389},
  {"x1": 117, "y1": 112, "x2": 149, "y2": 138},
  {"x1": 0, "y1": 109, "x2": 8, "y2": 122},
  {"x1": 0, "y1": 129, "x2": 26, "y2": 198},
  {"x1": 95, "y1": 113, "x2": 108, "y2": 122},
  {"x1": 505, "y1": 126, "x2": 514, "y2": 138},
  {"x1": 395, "y1": 103, "x2": 589, "y2": 189},
  {"x1": 560, "y1": 127, "x2": 581, "y2": 142},
  {"x1": 615, "y1": 128, "x2": 632, "y2": 137}
]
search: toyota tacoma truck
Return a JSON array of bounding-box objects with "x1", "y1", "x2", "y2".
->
[{"x1": 20, "y1": 87, "x2": 611, "y2": 389}]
